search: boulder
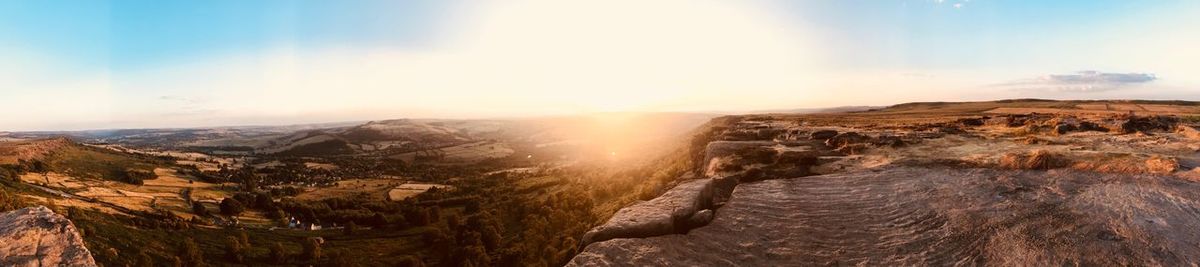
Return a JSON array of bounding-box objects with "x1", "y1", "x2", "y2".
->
[
  {"x1": 703, "y1": 141, "x2": 777, "y2": 168},
  {"x1": 710, "y1": 175, "x2": 739, "y2": 206},
  {"x1": 1118, "y1": 116, "x2": 1179, "y2": 134},
  {"x1": 872, "y1": 135, "x2": 906, "y2": 147},
  {"x1": 776, "y1": 149, "x2": 819, "y2": 165},
  {"x1": 1178, "y1": 125, "x2": 1200, "y2": 140},
  {"x1": 958, "y1": 117, "x2": 985, "y2": 127},
  {"x1": 809, "y1": 130, "x2": 839, "y2": 140},
  {"x1": 1146, "y1": 156, "x2": 1179, "y2": 175},
  {"x1": 824, "y1": 132, "x2": 870, "y2": 149},
  {"x1": 1078, "y1": 121, "x2": 1109, "y2": 132},
  {"x1": 580, "y1": 179, "x2": 715, "y2": 246},
  {"x1": 0, "y1": 206, "x2": 97, "y2": 267},
  {"x1": 1054, "y1": 123, "x2": 1077, "y2": 135},
  {"x1": 684, "y1": 210, "x2": 714, "y2": 228},
  {"x1": 999, "y1": 150, "x2": 1065, "y2": 170}
]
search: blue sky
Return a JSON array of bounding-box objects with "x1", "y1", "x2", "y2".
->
[{"x1": 2, "y1": 0, "x2": 1198, "y2": 130}]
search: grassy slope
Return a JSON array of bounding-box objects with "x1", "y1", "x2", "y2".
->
[{"x1": 41, "y1": 143, "x2": 163, "y2": 182}]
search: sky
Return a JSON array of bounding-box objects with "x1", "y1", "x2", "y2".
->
[{"x1": 2, "y1": 0, "x2": 1198, "y2": 131}]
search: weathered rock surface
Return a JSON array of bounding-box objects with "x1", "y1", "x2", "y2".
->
[
  {"x1": 1118, "y1": 115, "x2": 1179, "y2": 134},
  {"x1": 570, "y1": 167, "x2": 1200, "y2": 266},
  {"x1": 580, "y1": 179, "x2": 714, "y2": 246},
  {"x1": 823, "y1": 132, "x2": 870, "y2": 149},
  {"x1": 1178, "y1": 125, "x2": 1200, "y2": 140},
  {"x1": 0, "y1": 206, "x2": 97, "y2": 267},
  {"x1": 702, "y1": 141, "x2": 777, "y2": 168},
  {"x1": 808, "y1": 130, "x2": 838, "y2": 140}
]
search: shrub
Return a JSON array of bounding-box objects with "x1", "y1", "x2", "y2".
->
[
  {"x1": 191, "y1": 202, "x2": 208, "y2": 216},
  {"x1": 0, "y1": 190, "x2": 27, "y2": 213},
  {"x1": 301, "y1": 237, "x2": 322, "y2": 261},
  {"x1": 225, "y1": 236, "x2": 245, "y2": 263},
  {"x1": 269, "y1": 242, "x2": 287, "y2": 264},
  {"x1": 329, "y1": 250, "x2": 356, "y2": 267},
  {"x1": 178, "y1": 238, "x2": 204, "y2": 267},
  {"x1": 397, "y1": 255, "x2": 426, "y2": 267},
  {"x1": 220, "y1": 198, "x2": 245, "y2": 216},
  {"x1": 344, "y1": 221, "x2": 357, "y2": 235}
]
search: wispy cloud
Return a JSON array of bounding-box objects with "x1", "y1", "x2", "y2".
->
[{"x1": 996, "y1": 71, "x2": 1158, "y2": 92}]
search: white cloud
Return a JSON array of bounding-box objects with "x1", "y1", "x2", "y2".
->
[{"x1": 996, "y1": 71, "x2": 1158, "y2": 92}]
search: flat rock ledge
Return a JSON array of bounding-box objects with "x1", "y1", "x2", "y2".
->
[
  {"x1": 0, "y1": 206, "x2": 97, "y2": 267},
  {"x1": 580, "y1": 179, "x2": 714, "y2": 246},
  {"x1": 570, "y1": 167, "x2": 1200, "y2": 266}
]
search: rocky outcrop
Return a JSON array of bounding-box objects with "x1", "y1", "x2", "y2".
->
[
  {"x1": 1118, "y1": 115, "x2": 1179, "y2": 134},
  {"x1": 1178, "y1": 125, "x2": 1200, "y2": 140},
  {"x1": 0, "y1": 206, "x2": 97, "y2": 267},
  {"x1": 702, "y1": 141, "x2": 778, "y2": 169},
  {"x1": 569, "y1": 167, "x2": 1200, "y2": 266},
  {"x1": 580, "y1": 179, "x2": 714, "y2": 246}
]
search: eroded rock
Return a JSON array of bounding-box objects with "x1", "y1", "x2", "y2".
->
[
  {"x1": 809, "y1": 130, "x2": 838, "y2": 140},
  {"x1": 999, "y1": 150, "x2": 1065, "y2": 170},
  {"x1": 1118, "y1": 116, "x2": 1179, "y2": 134},
  {"x1": 569, "y1": 167, "x2": 1200, "y2": 266},
  {"x1": 580, "y1": 179, "x2": 714, "y2": 246},
  {"x1": 1178, "y1": 125, "x2": 1200, "y2": 140},
  {"x1": 958, "y1": 117, "x2": 985, "y2": 127},
  {"x1": 0, "y1": 206, "x2": 97, "y2": 267},
  {"x1": 824, "y1": 132, "x2": 870, "y2": 149},
  {"x1": 684, "y1": 209, "x2": 714, "y2": 228}
]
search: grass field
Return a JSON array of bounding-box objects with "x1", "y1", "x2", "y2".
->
[
  {"x1": 386, "y1": 183, "x2": 450, "y2": 201},
  {"x1": 295, "y1": 178, "x2": 406, "y2": 202}
]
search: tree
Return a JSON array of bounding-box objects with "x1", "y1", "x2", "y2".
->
[
  {"x1": 344, "y1": 221, "x2": 357, "y2": 235},
  {"x1": 0, "y1": 167, "x2": 15, "y2": 182},
  {"x1": 445, "y1": 214, "x2": 461, "y2": 231},
  {"x1": 398, "y1": 255, "x2": 425, "y2": 267},
  {"x1": 238, "y1": 231, "x2": 251, "y2": 250},
  {"x1": 453, "y1": 232, "x2": 489, "y2": 267},
  {"x1": 329, "y1": 250, "x2": 355, "y2": 267},
  {"x1": 266, "y1": 208, "x2": 284, "y2": 220},
  {"x1": 408, "y1": 208, "x2": 431, "y2": 226},
  {"x1": 370, "y1": 212, "x2": 389, "y2": 228},
  {"x1": 467, "y1": 214, "x2": 503, "y2": 251},
  {"x1": 465, "y1": 200, "x2": 482, "y2": 214},
  {"x1": 28, "y1": 160, "x2": 48, "y2": 174},
  {"x1": 135, "y1": 251, "x2": 154, "y2": 267},
  {"x1": 225, "y1": 236, "x2": 245, "y2": 263},
  {"x1": 392, "y1": 213, "x2": 408, "y2": 229},
  {"x1": 301, "y1": 237, "x2": 322, "y2": 261},
  {"x1": 192, "y1": 202, "x2": 209, "y2": 216},
  {"x1": 178, "y1": 238, "x2": 204, "y2": 267},
  {"x1": 269, "y1": 242, "x2": 287, "y2": 264},
  {"x1": 254, "y1": 192, "x2": 274, "y2": 209},
  {"x1": 220, "y1": 198, "x2": 245, "y2": 216}
]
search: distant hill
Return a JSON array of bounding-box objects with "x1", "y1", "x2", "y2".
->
[
  {"x1": 0, "y1": 138, "x2": 162, "y2": 184},
  {"x1": 875, "y1": 99, "x2": 1200, "y2": 115},
  {"x1": 5, "y1": 112, "x2": 721, "y2": 158},
  {"x1": 748, "y1": 106, "x2": 882, "y2": 114}
]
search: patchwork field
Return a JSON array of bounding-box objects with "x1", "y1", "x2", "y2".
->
[
  {"x1": 390, "y1": 140, "x2": 514, "y2": 163},
  {"x1": 295, "y1": 178, "x2": 406, "y2": 202},
  {"x1": 19, "y1": 168, "x2": 232, "y2": 219},
  {"x1": 386, "y1": 183, "x2": 451, "y2": 201}
]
